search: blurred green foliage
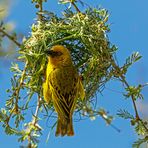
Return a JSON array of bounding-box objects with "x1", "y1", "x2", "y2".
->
[{"x1": 0, "y1": 0, "x2": 17, "y2": 57}]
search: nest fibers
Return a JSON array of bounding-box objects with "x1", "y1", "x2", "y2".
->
[{"x1": 21, "y1": 8, "x2": 117, "y2": 110}]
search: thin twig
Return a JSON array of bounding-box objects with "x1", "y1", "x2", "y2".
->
[
  {"x1": 111, "y1": 60, "x2": 148, "y2": 132},
  {"x1": 38, "y1": 0, "x2": 43, "y2": 21},
  {"x1": 26, "y1": 95, "x2": 41, "y2": 147},
  {"x1": 82, "y1": 106, "x2": 121, "y2": 132},
  {"x1": 15, "y1": 61, "x2": 28, "y2": 112},
  {"x1": 71, "y1": 1, "x2": 81, "y2": 13},
  {"x1": 0, "y1": 28, "x2": 21, "y2": 47},
  {"x1": 32, "y1": 95, "x2": 41, "y2": 125},
  {"x1": 27, "y1": 136, "x2": 31, "y2": 148},
  {"x1": 6, "y1": 61, "x2": 28, "y2": 124},
  {"x1": 111, "y1": 61, "x2": 139, "y2": 118},
  {"x1": 120, "y1": 75, "x2": 148, "y2": 132}
]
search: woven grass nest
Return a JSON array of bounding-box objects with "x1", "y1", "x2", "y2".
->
[{"x1": 21, "y1": 8, "x2": 117, "y2": 111}]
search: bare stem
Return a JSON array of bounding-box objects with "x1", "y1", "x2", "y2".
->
[
  {"x1": 83, "y1": 106, "x2": 121, "y2": 132},
  {"x1": 0, "y1": 28, "x2": 21, "y2": 47},
  {"x1": 71, "y1": 1, "x2": 81, "y2": 13},
  {"x1": 26, "y1": 95, "x2": 41, "y2": 147},
  {"x1": 38, "y1": 0, "x2": 43, "y2": 21},
  {"x1": 32, "y1": 95, "x2": 41, "y2": 125},
  {"x1": 27, "y1": 135, "x2": 31, "y2": 148},
  {"x1": 15, "y1": 61, "x2": 28, "y2": 111}
]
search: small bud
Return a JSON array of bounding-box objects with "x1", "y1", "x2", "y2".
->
[
  {"x1": 6, "y1": 89, "x2": 10, "y2": 93},
  {"x1": 35, "y1": 4, "x2": 39, "y2": 9},
  {"x1": 130, "y1": 119, "x2": 136, "y2": 126}
]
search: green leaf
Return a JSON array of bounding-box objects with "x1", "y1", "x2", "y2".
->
[
  {"x1": 117, "y1": 109, "x2": 134, "y2": 119},
  {"x1": 124, "y1": 85, "x2": 144, "y2": 100},
  {"x1": 122, "y1": 52, "x2": 142, "y2": 74}
]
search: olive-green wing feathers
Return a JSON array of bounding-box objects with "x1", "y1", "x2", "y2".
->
[
  {"x1": 42, "y1": 81, "x2": 52, "y2": 104},
  {"x1": 47, "y1": 67, "x2": 84, "y2": 118}
]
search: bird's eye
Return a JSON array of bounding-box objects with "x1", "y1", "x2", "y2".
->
[{"x1": 56, "y1": 51, "x2": 63, "y2": 56}]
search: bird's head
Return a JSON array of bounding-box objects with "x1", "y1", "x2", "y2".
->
[{"x1": 44, "y1": 45, "x2": 72, "y2": 66}]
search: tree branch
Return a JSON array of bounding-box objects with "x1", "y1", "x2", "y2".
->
[
  {"x1": 26, "y1": 95, "x2": 41, "y2": 148},
  {"x1": 71, "y1": 1, "x2": 81, "y2": 13},
  {"x1": 32, "y1": 95, "x2": 41, "y2": 125},
  {"x1": 111, "y1": 60, "x2": 148, "y2": 132},
  {"x1": 0, "y1": 28, "x2": 21, "y2": 47},
  {"x1": 38, "y1": 0, "x2": 43, "y2": 21}
]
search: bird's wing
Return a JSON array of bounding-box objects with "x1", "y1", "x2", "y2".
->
[
  {"x1": 48, "y1": 67, "x2": 78, "y2": 119},
  {"x1": 42, "y1": 68, "x2": 53, "y2": 104},
  {"x1": 76, "y1": 76, "x2": 85, "y2": 100}
]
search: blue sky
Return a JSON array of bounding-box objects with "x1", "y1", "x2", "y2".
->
[{"x1": 0, "y1": 0, "x2": 148, "y2": 148}]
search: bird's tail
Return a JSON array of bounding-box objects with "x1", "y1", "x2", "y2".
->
[{"x1": 55, "y1": 118, "x2": 74, "y2": 136}]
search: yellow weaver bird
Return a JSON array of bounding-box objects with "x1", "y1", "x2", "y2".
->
[{"x1": 43, "y1": 45, "x2": 85, "y2": 136}]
